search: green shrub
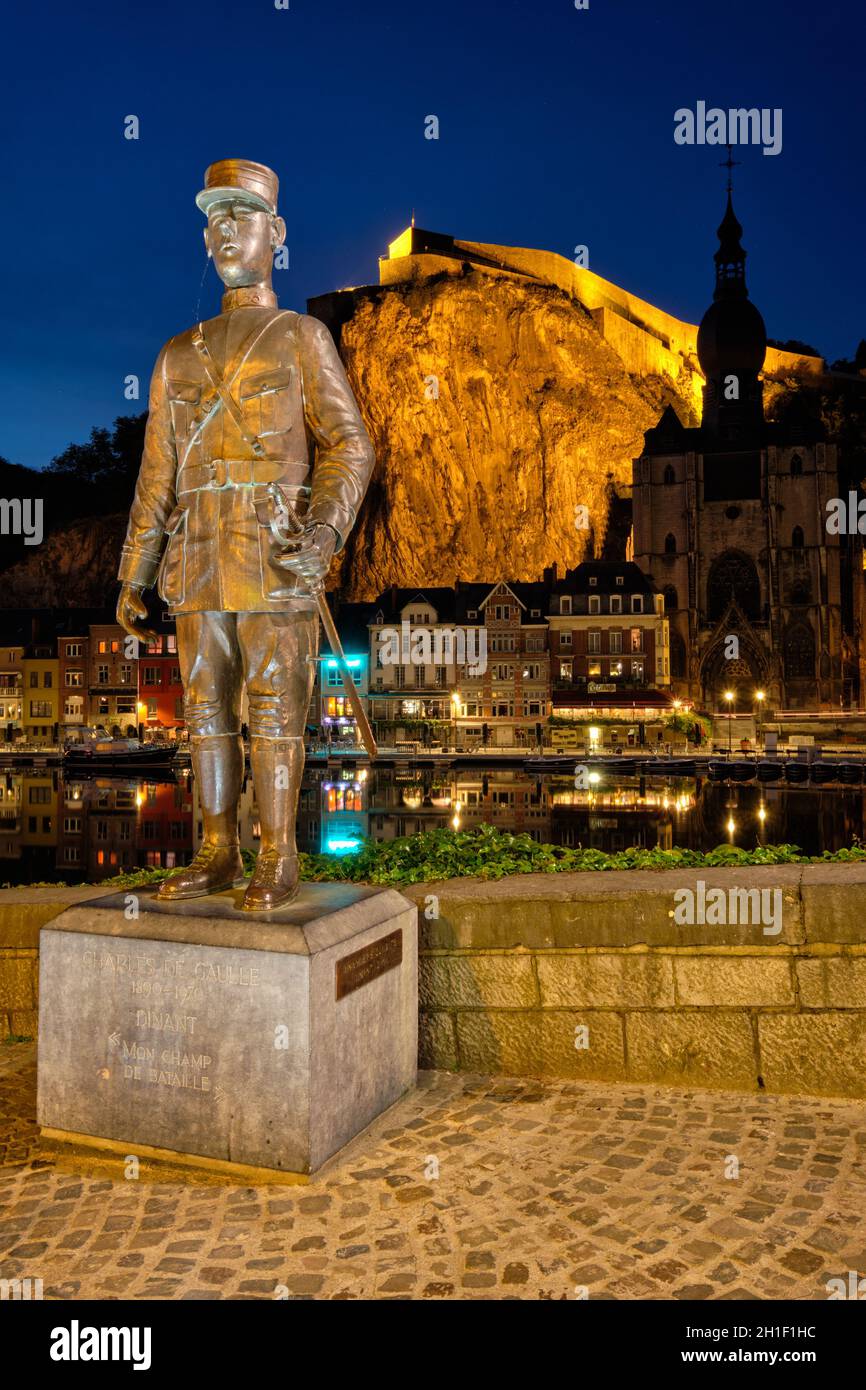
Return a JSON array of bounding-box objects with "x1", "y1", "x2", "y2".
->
[{"x1": 10, "y1": 827, "x2": 866, "y2": 893}]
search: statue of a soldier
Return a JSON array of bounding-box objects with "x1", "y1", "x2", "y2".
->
[{"x1": 116, "y1": 159, "x2": 374, "y2": 912}]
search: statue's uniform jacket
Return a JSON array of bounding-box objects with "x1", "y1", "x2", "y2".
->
[{"x1": 118, "y1": 305, "x2": 375, "y2": 613}]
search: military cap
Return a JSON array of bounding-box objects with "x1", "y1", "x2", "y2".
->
[{"x1": 195, "y1": 159, "x2": 279, "y2": 216}]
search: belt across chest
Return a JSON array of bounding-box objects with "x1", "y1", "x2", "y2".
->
[{"x1": 177, "y1": 458, "x2": 311, "y2": 494}]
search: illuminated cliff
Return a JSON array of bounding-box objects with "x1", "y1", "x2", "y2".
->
[
  {"x1": 325, "y1": 268, "x2": 692, "y2": 598},
  {"x1": 315, "y1": 228, "x2": 825, "y2": 600}
]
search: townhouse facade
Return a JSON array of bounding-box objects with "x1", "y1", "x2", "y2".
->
[
  {"x1": 0, "y1": 643, "x2": 24, "y2": 741},
  {"x1": 366, "y1": 582, "x2": 553, "y2": 749},
  {"x1": 139, "y1": 629, "x2": 185, "y2": 737},
  {"x1": 0, "y1": 567, "x2": 675, "y2": 752},
  {"x1": 88, "y1": 623, "x2": 138, "y2": 733},
  {"x1": 22, "y1": 647, "x2": 59, "y2": 745},
  {"x1": 57, "y1": 630, "x2": 89, "y2": 731},
  {"x1": 548, "y1": 562, "x2": 673, "y2": 749},
  {"x1": 363, "y1": 570, "x2": 672, "y2": 749}
]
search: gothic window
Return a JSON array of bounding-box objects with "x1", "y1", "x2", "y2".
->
[
  {"x1": 792, "y1": 526, "x2": 804, "y2": 551},
  {"x1": 784, "y1": 624, "x2": 815, "y2": 680},
  {"x1": 707, "y1": 550, "x2": 761, "y2": 622},
  {"x1": 670, "y1": 630, "x2": 687, "y2": 678},
  {"x1": 664, "y1": 533, "x2": 677, "y2": 554},
  {"x1": 791, "y1": 454, "x2": 803, "y2": 476},
  {"x1": 663, "y1": 585, "x2": 678, "y2": 611},
  {"x1": 663, "y1": 464, "x2": 675, "y2": 485}
]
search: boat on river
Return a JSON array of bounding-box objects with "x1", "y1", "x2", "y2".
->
[{"x1": 63, "y1": 728, "x2": 177, "y2": 769}]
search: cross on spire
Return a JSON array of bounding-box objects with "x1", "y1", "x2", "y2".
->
[{"x1": 720, "y1": 144, "x2": 741, "y2": 194}]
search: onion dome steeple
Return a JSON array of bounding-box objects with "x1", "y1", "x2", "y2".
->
[
  {"x1": 697, "y1": 156, "x2": 767, "y2": 439},
  {"x1": 713, "y1": 193, "x2": 747, "y2": 296}
]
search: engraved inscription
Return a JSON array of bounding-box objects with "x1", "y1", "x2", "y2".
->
[
  {"x1": 335, "y1": 930, "x2": 402, "y2": 1000},
  {"x1": 79, "y1": 944, "x2": 264, "y2": 1104}
]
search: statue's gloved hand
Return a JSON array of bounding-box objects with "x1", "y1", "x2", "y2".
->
[
  {"x1": 276, "y1": 522, "x2": 337, "y2": 584},
  {"x1": 116, "y1": 582, "x2": 158, "y2": 644}
]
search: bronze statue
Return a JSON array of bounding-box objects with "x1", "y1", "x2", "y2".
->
[{"x1": 117, "y1": 159, "x2": 375, "y2": 911}]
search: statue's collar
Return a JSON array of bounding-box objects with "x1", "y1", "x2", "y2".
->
[{"x1": 221, "y1": 285, "x2": 278, "y2": 312}]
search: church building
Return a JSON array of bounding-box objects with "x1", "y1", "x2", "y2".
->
[{"x1": 631, "y1": 186, "x2": 863, "y2": 712}]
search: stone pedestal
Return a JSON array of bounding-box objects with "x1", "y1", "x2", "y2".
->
[{"x1": 37, "y1": 883, "x2": 417, "y2": 1176}]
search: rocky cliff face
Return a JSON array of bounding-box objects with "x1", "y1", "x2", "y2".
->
[
  {"x1": 334, "y1": 268, "x2": 695, "y2": 599},
  {"x1": 0, "y1": 514, "x2": 127, "y2": 608},
  {"x1": 3, "y1": 265, "x2": 846, "y2": 611}
]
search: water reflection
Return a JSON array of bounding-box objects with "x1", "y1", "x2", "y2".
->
[{"x1": 0, "y1": 763, "x2": 863, "y2": 885}]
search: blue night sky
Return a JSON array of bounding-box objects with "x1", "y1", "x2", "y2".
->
[{"x1": 2, "y1": 0, "x2": 864, "y2": 470}]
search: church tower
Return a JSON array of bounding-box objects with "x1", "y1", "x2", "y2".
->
[
  {"x1": 696, "y1": 192, "x2": 766, "y2": 439},
  {"x1": 631, "y1": 179, "x2": 857, "y2": 714}
]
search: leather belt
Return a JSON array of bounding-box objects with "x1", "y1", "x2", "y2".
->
[{"x1": 177, "y1": 458, "x2": 310, "y2": 494}]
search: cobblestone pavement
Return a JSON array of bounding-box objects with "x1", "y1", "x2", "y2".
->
[{"x1": 1, "y1": 1043, "x2": 865, "y2": 1301}]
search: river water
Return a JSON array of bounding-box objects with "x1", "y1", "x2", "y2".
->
[{"x1": 1, "y1": 761, "x2": 861, "y2": 885}]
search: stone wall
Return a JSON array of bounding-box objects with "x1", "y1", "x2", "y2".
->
[
  {"x1": 400, "y1": 864, "x2": 866, "y2": 1099},
  {"x1": 0, "y1": 887, "x2": 115, "y2": 1039},
  {"x1": 4, "y1": 868, "x2": 866, "y2": 1100}
]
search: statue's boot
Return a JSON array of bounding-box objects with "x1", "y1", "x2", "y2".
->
[
  {"x1": 243, "y1": 735, "x2": 303, "y2": 912},
  {"x1": 158, "y1": 734, "x2": 244, "y2": 900}
]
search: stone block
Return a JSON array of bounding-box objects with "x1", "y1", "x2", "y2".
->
[
  {"x1": 419, "y1": 953, "x2": 537, "y2": 1009},
  {"x1": 408, "y1": 867, "x2": 805, "y2": 950},
  {"x1": 625, "y1": 1011, "x2": 758, "y2": 1090},
  {"x1": 801, "y1": 864, "x2": 866, "y2": 944},
  {"x1": 8, "y1": 1008, "x2": 38, "y2": 1037},
  {"x1": 418, "y1": 1010, "x2": 458, "y2": 1070},
  {"x1": 759, "y1": 1014, "x2": 866, "y2": 1098},
  {"x1": 796, "y1": 957, "x2": 866, "y2": 1009},
  {"x1": 537, "y1": 952, "x2": 674, "y2": 1008},
  {"x1": 0, "y1": 954, "x2": 36, "y2": 1009},
  {"x1": 674, "y1": 956, "x2": 794, "y2": 1007},
  {"x1": 455, "y1": 1008, "x2": 624, "y2": 1080},
  {"x1": 37, "y1": 883, "x2": 417, "y2": 1175}
]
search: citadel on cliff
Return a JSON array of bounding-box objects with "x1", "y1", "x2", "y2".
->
[{"x1": 311, "y1": 201, "x2": 863, "y2": 712}]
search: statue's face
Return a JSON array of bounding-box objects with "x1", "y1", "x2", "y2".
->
[{"x1": 204, "y1": 199, "x2": 285, "y2": 287}]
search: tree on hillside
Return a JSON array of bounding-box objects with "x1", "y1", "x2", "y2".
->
[{"x1": 45, "y1": 413, "x2": 147, "y2": 513}]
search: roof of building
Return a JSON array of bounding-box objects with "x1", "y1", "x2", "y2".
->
[
  {"x1": 367, "y1": 582, "x2": 553, "y2": 627},
  {"x1": 551, "y1": 562, "x2": 658, "y2": 599}
]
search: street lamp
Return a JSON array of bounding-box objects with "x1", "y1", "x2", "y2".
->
[
  {"x1": 754, "y1": 689, "x2": 765, "y2": 750},
  {"x1": 723, "y1": 690, "x2": 734, "y2": 756},
  {"x1": 450, "y1": 691, "x2": 461, "y2": 751}
]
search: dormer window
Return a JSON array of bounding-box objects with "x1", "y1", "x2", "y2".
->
[
  {"x1": 589, "y1": 576, "x2": 597, "y2": 586},
  {"x1": 615, "y1": 576, "x2": 624, "y2": 586},
  {"x1": 588, "y1": 596, "x2": 600, "y2": 614},
  {"x1": 467, "y1": 610, "x2": 477, "y2": 619},
  {"x1": 631, "y1": 595, "x2": 643, "y2": 614},
  {"x1": 560, "y1": 596, "x2": 572, "y2": 615}
]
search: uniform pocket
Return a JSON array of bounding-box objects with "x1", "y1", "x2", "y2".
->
[
  {"x1": 167, "y1": 380, "x2": 203, "y2": 445},
  {"x1": 157, "y1": 505, "x2": 188, "y2": 607},
  {"x1": 253, "y1": 493, "x2": 305, "y2": 602},
  {"x1": 239, "y1": 367, "x2": 294, "y2": 438}
]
